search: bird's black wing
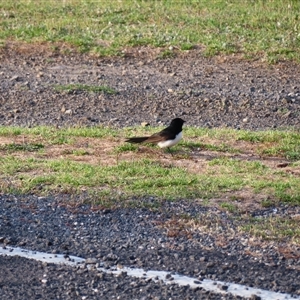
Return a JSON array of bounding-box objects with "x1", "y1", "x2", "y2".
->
[{"x1": 145, "y1": 127, "x2": 176, "y2": 143}]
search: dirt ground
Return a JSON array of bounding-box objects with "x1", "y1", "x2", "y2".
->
[{"x1": 0, "y1": 41, "x2": 300, "y2": 130}]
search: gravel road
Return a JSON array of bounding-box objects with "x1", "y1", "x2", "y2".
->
[
  {"x1": 1, "y1": 194, "x2": 300, "y2": 299},
  {"x1": 1, "y1": 44, "x2": 300, "y2": 299},
  {"x1": 1, "y1": 43, "x2": 300, "y2": 129}
]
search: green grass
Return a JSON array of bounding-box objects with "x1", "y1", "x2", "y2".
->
[
  {"x1": 70, "y1": 149, "x2": 89, "y2": 156},
  {"x1": 0, "y1": 125, "x2": 299, "y2": 158},
  {"x1": 114, "y1": 143, "x2": 138, "y2": 154},
  {"x1": 0, "y1": 0, "x2": 300, "y2": 62},
  {"x1": 0, "y1": 125, "x2": 118, "y2": 144},
  {"x1": 241, "y1": 216, "x2": 300, "y2": 243},
  {"x1": 220, "y1": 202, "x2": 237, "y2": 213},
  {"x1": 0, "y1": 156, "x2": 200, "y2": 199},
  {"x1": 208, "y1": 157, "x2": 300, "y2": 205},
  {"x1": 0, "y1": 154, "x2": 246, "y2": 200},
  {"x1": 130, "y1": 126, "x2": 300, "y2": 159},
  {"x1": 54, "y1": 84, "x2": 117, "y2": 94},
  {"x1": 0, "y1": 142, "x2": 44, "y2": 152},
  {"x1": 0, "y1": 125, "x2": 300, "y2": 206}
]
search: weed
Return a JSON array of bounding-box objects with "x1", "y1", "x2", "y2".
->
[
  {"x1": 0, "y1": 143, "x2": 44, "y2": 152},
  {"x1": 158, "y1": 49, "x2": 175, "y2": 59},
  {"x1": 220, "y1": 202, "x2": 237, "y2": 212},
  {"x1": 114, "y1": 143, "x2": 138, "y2": 154},
  {"x1": 72, "y1": 149, "x2": 89, "y2": 156}
]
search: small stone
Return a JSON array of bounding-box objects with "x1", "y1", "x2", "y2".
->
[
  {"x1": 4, "y1": 238, "x2": 11, "y2": 245},
  {"x1": 9, "y1": 75, "x2": 19, "y2": 81},
  {"x1": 85, "y1": 258, "x2": 97, "y2": 264},
  {"x1": 65, "y1": 109, "x2": 72, "y2": 115},
  {"x1": 282, "y1": 111, "x2": 291, "y2": 118},
  {"x1": 219, "y1": 284, "x2": 228, "y2": 291},
  {"x1": 18, "y1": 240, "x2": 27, "y2": 246},
  {"x1": 207, "y1": 262, "x2": 215, "y2": 267},
  {"x1": 243, "y1": 117, "x2": 248, "y2": 123},
  {"x1": 141, "y1": 122, "x2": 150, "y2": 127},
  {"x1": 250, "y1": 295, "x2": 261, "y2": 300},
  {"x1": 116, "y1": 271, "x2": 127, "y2": 278}
]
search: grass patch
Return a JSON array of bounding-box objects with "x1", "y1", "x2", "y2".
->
[
  {"x1": 54, "y1": 84, "x2": 117, "y2": 94},
  {"x1": 0, "y1": 1, "x2": 300, "y2": 61},
  {"x1": 0, "y1": 125, "x2": 299, "y2": 206},
  {"x1": 219, "y1": 202, "x2": 237, "y2": 213},
  {"x1": 207, "y1": 157, "x2": 300, "y2": 205},
  {"x1": 158, "y1": 49, "x2": 175, "y2": 59},
  {"x1": 0, "y1": 125, "x2": 118, "y2": 144},
  {"x1": 0, "y1": 142, "x2": 44, "y2": 152},
  {"x1": 241, "y1": 216, "x2": 300, "y2": 244},
  {"x1": 237, "y1": 130, "x2": 300, "y2": 160},
  {"x1": 114, "y1": 143, "x2": 138, "y2": 154},
  {"x1": 70, "y1": 149, "x2": 89, "y2": 156},
  {"x1": 0, "y1": 157, "x2": 200, "y2": 199}
]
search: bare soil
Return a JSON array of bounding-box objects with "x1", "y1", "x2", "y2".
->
[{"x1": 1, "y1": 41, "x2": 300, "y2": 129}]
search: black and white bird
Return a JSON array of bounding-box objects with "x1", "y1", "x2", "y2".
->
[{"x1": 125, "y1": 118, "x2": 185, "y2": 151}]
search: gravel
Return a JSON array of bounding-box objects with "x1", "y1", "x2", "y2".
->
[
  {"x1": 0, "y1": 44, "x2": 300, "y2": 129},
  {"x1": 1, "y1": 44, "x2": 300, "y2": 299},
  {"x1": 1, "y1": 194, "x2": 300, "y2": 299}
]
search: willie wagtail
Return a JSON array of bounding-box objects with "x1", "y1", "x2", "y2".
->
[{"x1": 125, "y1": 118, "x2": 185, "y2": 150}]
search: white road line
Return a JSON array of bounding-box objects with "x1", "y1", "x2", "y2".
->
[{"x1": 0, "y1": 245, "x2": 298, "y2": 300}]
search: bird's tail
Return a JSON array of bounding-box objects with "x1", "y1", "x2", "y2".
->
[{"x1": 125, "y1": 137, "x2": 149, "y2": 144}]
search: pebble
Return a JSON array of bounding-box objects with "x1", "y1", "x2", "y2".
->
[{"x1": 85, "y1": 258, "x2": 98, "y2": 264}]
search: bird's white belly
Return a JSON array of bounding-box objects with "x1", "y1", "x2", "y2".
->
[{"x1": 157, "y1": 131, "x2": 182, "y2": 148}]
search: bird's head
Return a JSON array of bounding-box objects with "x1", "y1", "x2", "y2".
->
[{"x1": 170, "y1": 118, "x2": 186, "y2": 127}]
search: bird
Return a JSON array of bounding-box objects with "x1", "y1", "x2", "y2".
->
[{"x1": 125, "y1": 118, "x2": 185, "y2": 151}]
